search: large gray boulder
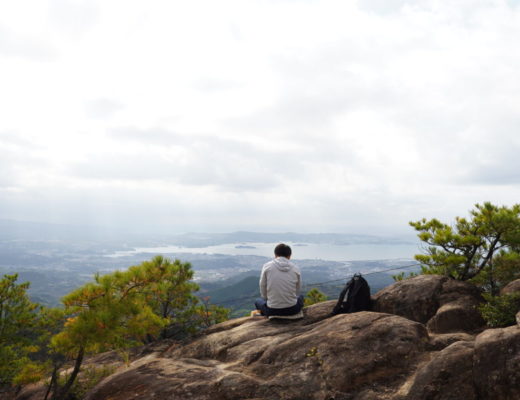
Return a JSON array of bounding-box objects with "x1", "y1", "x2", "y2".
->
[
  {"x1": 473, "y1": 326, "x2": 520, "y2": 399},
  {"x1": 373, "y1": 275, "x2": 447, "y2": 323},
  {"x1": 404, "y1": 341, "x2": 477, "y2": 400},
  {"x1": 426, "y1": 297, "x2": 484, "y2": 333},
  {"x1": 81, "y1": 304, "x2": 519, "y2": 400},
  {"x1": 373, "y1": 275, "x2": 485, "y2": 333},
  {"x1": 401, "y1": 325, "x2": 520, "y2": 400},
  {"x1": 85, "y1": 307, "x2": 429, "y2": 400}
]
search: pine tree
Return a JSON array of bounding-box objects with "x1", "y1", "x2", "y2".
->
[
  {"x1": 49, "y1": 266, "x2": 166, "y2": 399},
  {"x1": 48, "y1": 255, "x2": 229, "y2": 400},
  {"x1": 0, "y1": 274, "x2": 40, "y2": 387},
  {"x1": 410, "y1": 202, "x2": 520, "y2": 288}
]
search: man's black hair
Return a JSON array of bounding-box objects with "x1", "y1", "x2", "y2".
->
[{"x1": 274, "y1": 243, "x2": 292, "y2": 258}]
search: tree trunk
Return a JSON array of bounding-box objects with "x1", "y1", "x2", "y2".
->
[
  {"x1": 461, "y1": 244, "x2": 480, "y2": 280},
  {"x1": 56, "y1": 347, "x2": 84, "y2": 400},
  {"x1": 44, "y1": 365, "x2": 58, "y2": 400}
]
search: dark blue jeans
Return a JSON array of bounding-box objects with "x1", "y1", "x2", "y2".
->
[{"x1": 255, "y1": 295, "x2": 305, "y2": 317}]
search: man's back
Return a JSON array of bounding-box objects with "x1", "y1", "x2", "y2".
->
[{"x1": 260, "y1": 256, "x2": 301, "y2": 309}]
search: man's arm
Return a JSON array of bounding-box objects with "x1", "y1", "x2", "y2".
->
[
  {"x1": 260, "y1": 267, "x2": 267, "y2": 299},
  {"x1": 295, "y1": 271, "x2": 301, "y2": 296}
]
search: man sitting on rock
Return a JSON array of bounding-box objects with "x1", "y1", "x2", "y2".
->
[{"x1": 253, "y1": 243, "x2": 304, "y2": 317}]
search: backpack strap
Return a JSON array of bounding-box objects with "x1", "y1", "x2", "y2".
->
[{"x1": 331, "y1": 277, "x2": 354, "y2": 315}]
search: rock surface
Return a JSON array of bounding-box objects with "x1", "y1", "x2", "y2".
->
[
  {"x1": 426, "y1": 297, "x2": 484, "y2": 333},
  {"x1": 501, "y1": 278, "x2": 520, "y2": 295},
  {"x1": 403, "y1": 341, "x2": 477, "y2": 400},
  {"x1": 16, "y1": 275, "x2": 520, "y2": 400},
  {"x1": 426, "y1": 332, "x2": 475, "y2": 351},
  {"x1": 85, "y1": 310, "x2": 429, "y2": 400},
  {"x1": 83, "y1": 292, "x2": 518, "y2": 400},
  {"x1": 372, "y1": 275, "x2": 447, "y2": 323},
  {"x1": 373, "y1": 275, "x2": 485, "y2": 333},
  {"x1": 473, "y1": 326, "x2": 520, "y2": 399},
  {"x1": 402, "y1": 326, "x2": 520, "y2": 399}
]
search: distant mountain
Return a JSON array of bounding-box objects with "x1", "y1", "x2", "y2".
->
[
  {"x1": 0, "y1": 219, "x2": 415, "y2": 247},
  {"x1": 163, "y1": 231, "x2": 416, "y2": 248},
  {"x1": 0, "y1": 218, "x2": 130, "y2": 241},
  {"x1": 201, "y1": 275, "x2": 259, "y2": 317}
]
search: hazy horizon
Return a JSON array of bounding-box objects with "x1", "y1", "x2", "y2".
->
[{"x1": 0, "y1": 217, "x2": 418, "y2": 242}]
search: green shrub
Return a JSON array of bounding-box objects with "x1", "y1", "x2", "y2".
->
[
  {"x1": 479, "y1": 292, "x2": 520, "y2": 327},
  {"x1": 392, "y1": 271, "x2": 418, "y2": 281},
  {"x1": 304, "y1": 288, "x2": 327, "y2": 306}
]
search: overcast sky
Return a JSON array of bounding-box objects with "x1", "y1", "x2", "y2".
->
[{"x1": 1, "y1": 0, "x2": 520, "y2": 235}]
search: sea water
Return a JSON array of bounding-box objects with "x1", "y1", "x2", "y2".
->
[{"x1": 108, "y1": 241, "x2": 421, "y2": 262}]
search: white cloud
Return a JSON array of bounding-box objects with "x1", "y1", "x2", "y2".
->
[
  {"x1": 85, "y1": 98, "x2": 124, "y2": 119},
  {"x1": 48, "y1": 0, "x2": 99, "y2": 37},
  {"x1": 0, "y1": 25, "x2": 56, "y2": 61},
  {"x1": 1, "y1": 0, "x2": 519, "y2": 233}
]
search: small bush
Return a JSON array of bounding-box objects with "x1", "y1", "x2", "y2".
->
[
  {"x1": 479, "y1": 292, "x2": 520, "y2": 327},
  {"x1": 59, "y1": 365, "x2": 116, "y2": 399},
  {"x1": 392, "y1": 271, "x2": 418, "y2": 281},
  {"x1": 304, "y1": 288, "x2": 327, "y2": 306},
  {"x1": 12, "y1": 361, "x2": 47, "y2": 385}
]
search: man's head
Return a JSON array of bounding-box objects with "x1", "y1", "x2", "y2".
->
[{"x1": 274, "y1": 243, "x2": 292, "y2": 259}]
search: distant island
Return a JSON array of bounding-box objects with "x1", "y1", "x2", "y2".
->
[{"x1": 235, "y1": 245, "x2": 256, "y2": 249}]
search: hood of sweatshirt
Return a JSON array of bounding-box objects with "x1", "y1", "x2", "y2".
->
[{"x1": 273, "y1": 257, "x2": 292, "y2": 272}]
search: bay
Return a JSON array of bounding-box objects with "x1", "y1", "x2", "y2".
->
[{"x1": 108, "y1": 241, "x2": 420, "y2": 262}]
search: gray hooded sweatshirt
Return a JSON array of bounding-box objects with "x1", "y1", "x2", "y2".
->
[{"x1": 260, "y1": 257, "x2": 301, "y2": 309}]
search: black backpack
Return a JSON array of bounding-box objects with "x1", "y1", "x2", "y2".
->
[{"x1": 332, "y1": 273, "x2": 371, "y2": 315}]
